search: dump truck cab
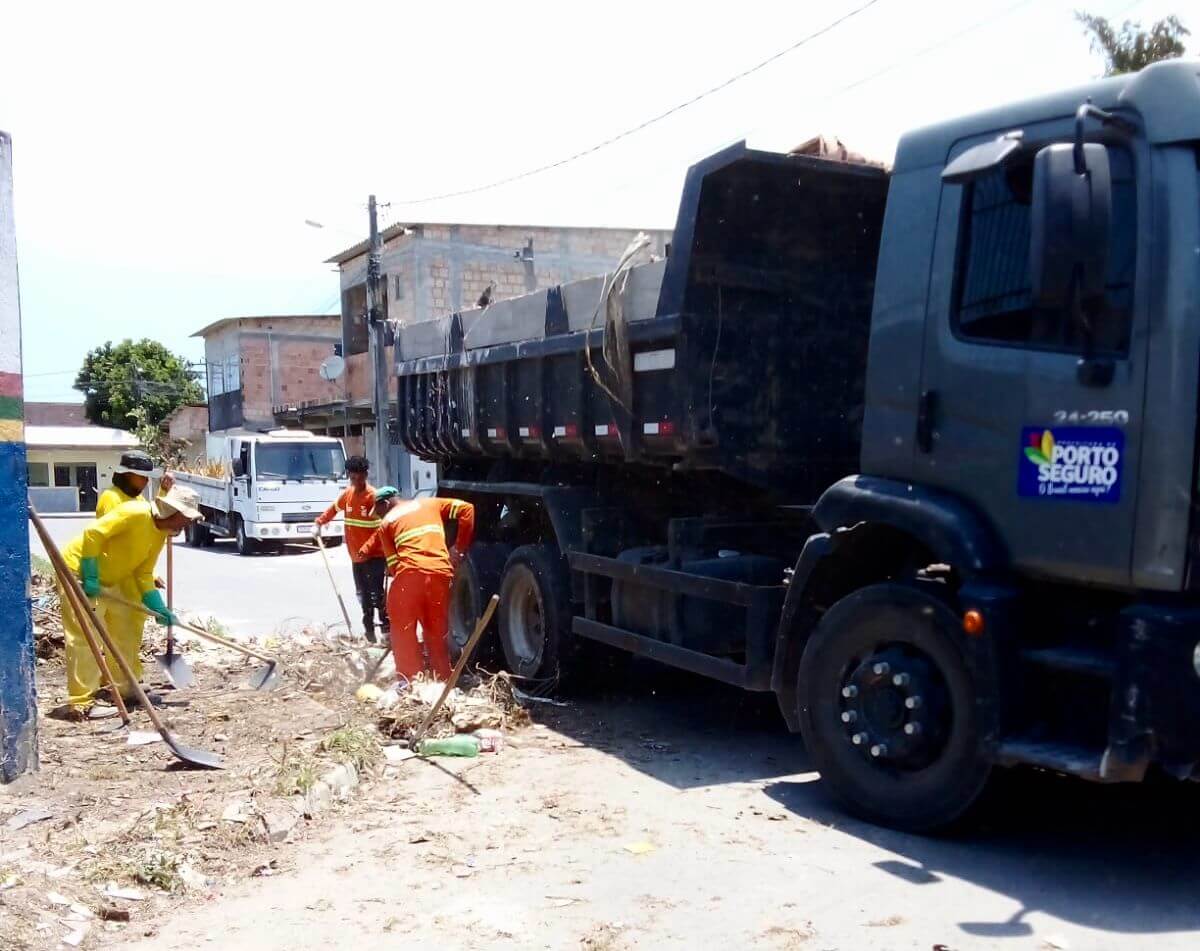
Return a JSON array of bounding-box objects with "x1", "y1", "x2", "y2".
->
[{"x1": 860, "y1": 58, "x2": 1200, "y2": 592}]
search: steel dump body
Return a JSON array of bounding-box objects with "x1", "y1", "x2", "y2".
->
[{"x1": 394, "y1": 145, "x2": 889, "y2": 499}]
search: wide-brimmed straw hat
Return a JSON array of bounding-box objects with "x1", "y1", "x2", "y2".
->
[{"x1": 152, "y1": 485, "x2": 203, "y2": 522}]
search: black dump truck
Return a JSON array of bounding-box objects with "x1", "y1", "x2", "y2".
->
[{"x1": 391, "y1": 60, "x2": 1200, "y2": 830}]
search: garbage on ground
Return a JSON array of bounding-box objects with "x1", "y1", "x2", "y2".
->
[
  {"x1": 475, "y1": 728, "x2": 504, "y2": 753},
  {"x1": 378, "y1": 670, "x2": 530, "y2": 741},
  {"x1": 512, "y1": 686, "x2": 569, "y2": 707},
  {"x1": 355, "y1": 683, "x2": 382, "y2": 704},
  {"x1": 417, "y1": 735, "x2": 479, "y2": 758},
  {"x1": 103, "y1": 884, "x2": 146, "y2": 902},
  {"x1": 6, "y1": 808, "x2": 54, "y2": 831},
  {"x1": 623, "y1": 842, "x2": 657, "y2": 856}
]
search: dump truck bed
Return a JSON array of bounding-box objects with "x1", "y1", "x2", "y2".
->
[{"x1": 394, "y1": 143, "x2": 889, "y2": 497}]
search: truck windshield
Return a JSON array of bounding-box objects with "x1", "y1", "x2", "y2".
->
[{"x1": 254, "y1": 443, "x2": 346, "y2": 482}]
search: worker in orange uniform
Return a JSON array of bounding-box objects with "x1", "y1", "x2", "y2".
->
[
  {"x1": 312, "y1": 455, "x2": 387, "y2": 642},
  {"x1": 371, "y1": 486, "x2": 474, "y2": 680}
]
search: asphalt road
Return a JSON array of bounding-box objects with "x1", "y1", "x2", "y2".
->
[{"x1": 29, "y1": 515, "x2": 361, "y2": 638}]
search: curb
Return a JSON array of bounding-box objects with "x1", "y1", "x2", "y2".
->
[{"x1": 300, "y1": 761, "x2": 359, "y2": 819}]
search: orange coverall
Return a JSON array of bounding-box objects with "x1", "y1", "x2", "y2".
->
[{"x1": 374, "y1": 497, "x2": 475, "y2": 680}]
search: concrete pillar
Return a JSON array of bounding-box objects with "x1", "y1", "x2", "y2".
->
[{"x1": 0, "y1": 131, "x2": 36, "y2": 782}]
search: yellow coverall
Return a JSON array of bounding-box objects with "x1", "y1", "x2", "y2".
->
[
  {"x1": 93, "y1": 487, "x2": 147, "y2": 697},
  {"x1": 60, "y1": 499, "x2": 168, "y2": 707}
]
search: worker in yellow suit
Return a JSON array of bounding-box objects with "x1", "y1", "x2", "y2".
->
[
  {"x1": 93, "y1": 451, "x2": 175, "y2": 696},
  {"x1": 57, "y1": 485, "x2": 202, "y2": 719}
]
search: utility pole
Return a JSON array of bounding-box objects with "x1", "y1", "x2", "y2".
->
[{"x1": 366, "y1": 195, "x2": 392, "y2": 487}]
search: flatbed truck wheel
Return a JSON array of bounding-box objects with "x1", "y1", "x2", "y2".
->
[
  {"x1": 497, "y1": 544, "x2": 571, "y2": 683},
  {"x1": 797, "y1": 582, "x2": 992, "y2": 832},
  {"x1": 234, "y1": 517, "x2": 257, "y2": 557},
  {"x1": 449, "y1": 542, "x2": 510, "y2": 665}
]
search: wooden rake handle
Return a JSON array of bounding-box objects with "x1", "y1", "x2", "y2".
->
[{"x1": 100, "y1": 592, "x2": 279, "y2": 665}]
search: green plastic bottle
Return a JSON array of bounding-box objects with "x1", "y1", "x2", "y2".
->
[{"x1": 417, "y1": 735, "x2": 479, "y2": 758}]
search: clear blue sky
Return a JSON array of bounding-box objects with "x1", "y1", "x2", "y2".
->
[{"x1": 1, "y1": 0, "x2": 1187, "y2": 402}]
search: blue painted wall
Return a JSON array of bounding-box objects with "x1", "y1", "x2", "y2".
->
[{"x1": 0, "y1": 440, "x2": 35, "y2": 781}]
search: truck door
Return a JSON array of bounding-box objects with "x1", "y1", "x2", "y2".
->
[{"x1": 915, "y1": 140, "x2": 1144, "y2": 587}]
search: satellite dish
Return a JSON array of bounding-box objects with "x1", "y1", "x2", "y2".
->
[{"x1": 319, "y1": 355, "x2": 345, "y2": 381}]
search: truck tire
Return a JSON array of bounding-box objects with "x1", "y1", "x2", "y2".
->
[
  {"x1": 796, "y1": 582, "x2": 992, "y2": 832},
  {"x1": 323, "y1": 536, "x2": 343, "y2": 548},
  {"x1": 497, "y1": 544, "x2": 572, "y2": 683},
  {"x1": 448, "y1": 542, "x2": 510, "y2": 666},
  {"x1": 185, "y1": 521, "x2": 210, "y2": 548},
  {"x1": 234, "y1": 517, "x2": 257, "y2": 557}
]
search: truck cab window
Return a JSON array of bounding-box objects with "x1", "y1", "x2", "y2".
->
[{"x1": 952, "y1": 146, "x2": 1136, "y2": 354}]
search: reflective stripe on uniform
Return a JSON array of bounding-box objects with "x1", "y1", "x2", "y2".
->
[
  {"x1": 345, "y1": 517, "x2": 382, "y2": 529},
  {"x1": 391, "y1": 523, "x2": 443, "y2": 546},
  {"x1": 447, "y1": 500, "x2": 465, "y2": 517}
]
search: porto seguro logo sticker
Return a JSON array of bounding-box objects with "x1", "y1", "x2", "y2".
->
[{"x1": 1018, "y1": 426, "x2": 1123, "y2": 503}]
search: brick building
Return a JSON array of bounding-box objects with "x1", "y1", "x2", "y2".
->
[
  {"x1": 193, "y1": 315, "x2": 343, "y2": 435},
  {"x1": 274, "y1": 222, "x2": 672, "y2": 471}
]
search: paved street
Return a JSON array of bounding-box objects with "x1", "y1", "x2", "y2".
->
[{"x1": 30, "y1": 515, "x2": 358, "y2": 638}]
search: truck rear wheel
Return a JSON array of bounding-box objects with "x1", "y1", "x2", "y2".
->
[
  {"x1": 235, "y1": 518, "x2": 257, "y2": 557},
  {"x1": 186, "y1": 521, "x2": 211, "y2": 548},
  {"x1": 449, "y1": 542, "x2": 510, "y2": 665},
  {"x1": 497, "y1": 544, "x2": 571, "y2": 683},
  {"x1": 797, "y1": 582, "x2": 992, "y2": 832}
]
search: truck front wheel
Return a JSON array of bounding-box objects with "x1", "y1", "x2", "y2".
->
[
  {"x1": 235, "y1": 518, "x2": 257, "y2": 557},
  {"x1": 497, "y1": 544, "x2": 571, "y2": 684},
  {"x1": 797, "y1": 582, "x2": 992, "y2": 832}
]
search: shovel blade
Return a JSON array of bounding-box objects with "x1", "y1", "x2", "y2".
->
[
  {"x1": 246, "y1": 663, "x2": 280, "y2": 691},
  {"x1": 164, "y1": 736, "x2": 224, "y2": 770},
  {"x1": 155, "y1": 653, "x2": 195, "y2": 690}
]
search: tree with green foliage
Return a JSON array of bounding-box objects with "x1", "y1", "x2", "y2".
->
[
  {"x1": 1076, "y1": 12, "x2": 1190, "y2": 75},
  {"x1": 74, "y1": 339, "x2": 204, "y2": 430}
]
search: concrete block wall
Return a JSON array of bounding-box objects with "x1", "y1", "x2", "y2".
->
[
  {"x1": 203, "y1": 317, "x2": 342, "y2": 431},
  {"x1": 339, "y1": 224, "x2": 672, "y2": 335},
  {"x1": 0, "y1": 130, "x2": 36, "y2": 782}
]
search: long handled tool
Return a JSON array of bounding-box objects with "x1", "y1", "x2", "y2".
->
[
  {"x1": 410, "y1": 594, "x2": 499, "y2": 746},
  {"x1": 155, "y1": 535, "x2": 194, "y2": 689},
  {"x1": 30, "y1": 510, "x2": 131, "y2": 728},
  {"x1": 314, "y1": 531, "x2": 356, "y2": 636},
  {"x1": 29, "y1": 506, "x2": 222, "y2": 769},
  {"x1": 102, "y1": 592, "x2": 280, "y2": 690}
]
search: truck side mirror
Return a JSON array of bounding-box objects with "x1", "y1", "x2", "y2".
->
[
  {"x1": 231, "y1": 458, "x2": 245, "y2": 478},
  {"x1": 1029, "y1": 141, "x2": 1111, "y2": 311}
]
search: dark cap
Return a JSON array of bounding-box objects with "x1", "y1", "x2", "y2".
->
[{"x1": 114, "y1": 450, "x2": 160, "y2": 477}]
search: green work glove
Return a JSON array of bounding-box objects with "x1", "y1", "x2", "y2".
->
[
  {"x1": 80, "y1": 557, "x2": 101, "y2": 598},
  {"x1": 141, "y1": 588, "x2": 179, "y2": 627}
]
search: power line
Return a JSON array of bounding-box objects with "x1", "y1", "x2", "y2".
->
[{"x1": 389, "y1": 0, "x2": 887, "y2": 206}]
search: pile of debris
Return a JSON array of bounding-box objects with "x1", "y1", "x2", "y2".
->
[
  {"x1": 31, "y1": 572, "x2": 64, "y2": 659},
  {"x1": 377, "y1": 671, "x2": 531, "y2": 741}
]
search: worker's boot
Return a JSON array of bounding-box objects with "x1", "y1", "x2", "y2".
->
[{"x1": 364, "y1": 626, "x2": 379, "y2": 645}]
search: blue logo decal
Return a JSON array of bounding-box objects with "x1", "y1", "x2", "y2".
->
[{"x1": 1018, "y1": 426, "x2": 1123, "y2": 504}]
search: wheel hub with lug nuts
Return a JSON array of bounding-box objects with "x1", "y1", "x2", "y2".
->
[{"x1": 839, "y1": 645, "x2": 949, "y2": 769}]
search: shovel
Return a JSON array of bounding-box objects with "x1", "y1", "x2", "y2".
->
[
  {"x1": 314, "y1": 529, "x2": 356, "y2": 637},
  {"x1": 155, "y1": 535, "x2": 195, "y2": 689},
  {"x1": 102, "y1": 592, "x2": 281, "y2": 691},
  {"x1": 29, "y1": 505, "x2": 223, "y2": 770}
]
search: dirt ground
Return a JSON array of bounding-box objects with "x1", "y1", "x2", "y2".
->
[
  {"x1": 0, "y1": 618, "x2": 385, "y2": 951},
  {"x1": 118, "y1": 664, "x2": 1200, "y2": 951}
]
